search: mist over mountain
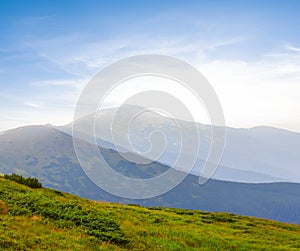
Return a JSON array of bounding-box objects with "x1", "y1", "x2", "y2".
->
[
  {"x1": 67, "y1": 105, "x2": 300, "y2": 183},
  {"x1": 0, "y1": 124, "x2": 299, "y2": 224}
]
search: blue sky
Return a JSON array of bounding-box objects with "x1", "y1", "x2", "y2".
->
[{"x1": 1, "y1": 0, "x2": 300, "y2": 131}]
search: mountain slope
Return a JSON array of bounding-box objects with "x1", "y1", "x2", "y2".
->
[
  {"x1": 0, "y1": 177, "x2": 299, "y2": 251},
  {"x1": 0, "y1": 125, "x2": 299, "y2": 224},
  {"x1": 0, "y1": 125, "x2": 169, "y2": 198},
  {"x1": 68, "y1": 105, "x2": 300, "y2": 183}
]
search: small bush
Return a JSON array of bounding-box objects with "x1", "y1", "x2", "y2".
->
[
  {"x1": 4, "y1": 173, "x2": 42, "y2": 189},
  {"x1": 176, "y1": 211, "x2": 194, "y2": 216},
  {"x1": 0, "y1": 200, "x2": 8, "y2": 215},
  {"x1": 153, "y1": 217, "x2": 165, "y2": 224},
  {"x1": 127, "y1": 203, "x2": 141, "y2": 207}
]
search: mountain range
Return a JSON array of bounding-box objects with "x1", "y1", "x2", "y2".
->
[
  {"x1": 67, "y1": 105, "x2": 300, "y2": 183},
  {"x1": 0, "y1": 114, "x2": 299, "y2": 224}
]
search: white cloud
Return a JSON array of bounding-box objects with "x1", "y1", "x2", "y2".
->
[
  {"x1": 30, "y1": 79, "x2": 86, "y2": 89},
  {"x1": 5, "y1": 30, "x2": 300, "y2": 132},
  {"x1": 39, "y1": 43, "x2": 300, "y2": 132},
  {"x1": 24, "y1": 102, "x2": 41, "y2": 108},
  {"x1": 286, "y1": 44, "x2": 300, "y2": 53},
  {"x1": 197, "y1": 48, "x2": 300, "y2": 132}
]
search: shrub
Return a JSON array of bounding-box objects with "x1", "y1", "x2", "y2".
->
[
  {"x1": 4, "y1": 173, "x2": 42, "y2": 188},
  {"x1": 0, "y1": 200, "x2": 8, "y2": 215},
  {"x1": 1, "y1": 190, "x2": 128, "y2": 245}
]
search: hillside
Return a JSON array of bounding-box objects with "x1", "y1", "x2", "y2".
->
[
  {"x1": 0, "y1": 125, "x2": 300, "y2": 224},
  {"x1": 69, "y1": 105, "x2": 300, "y2": 183},
  {"x1": 0, "y1": 177, "x2": 299, "y2": 250}
]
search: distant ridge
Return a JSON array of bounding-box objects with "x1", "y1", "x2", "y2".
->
[{"x1": 0, "y1": 125, "x2": 299, "y2": 224}]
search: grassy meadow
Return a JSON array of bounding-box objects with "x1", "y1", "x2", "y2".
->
[{"x1": 0, "y1": 176, "x2": 299, "y2": 250}]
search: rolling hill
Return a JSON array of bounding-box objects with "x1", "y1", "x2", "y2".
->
[
  {"x1": 0, "y1": 177, "x2": 299, "y2": 250},
  {"x1": 0, "y1": 125, "x2": 299, "y2": 224}
]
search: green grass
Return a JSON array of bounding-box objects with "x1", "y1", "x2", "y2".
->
[{"x1": 0, "y1": 177, "x2": 299, "y2": 250}]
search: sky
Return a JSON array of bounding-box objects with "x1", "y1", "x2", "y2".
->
[{"x1": 0, "y1": 0, "x2": 300, "y2": 132}]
